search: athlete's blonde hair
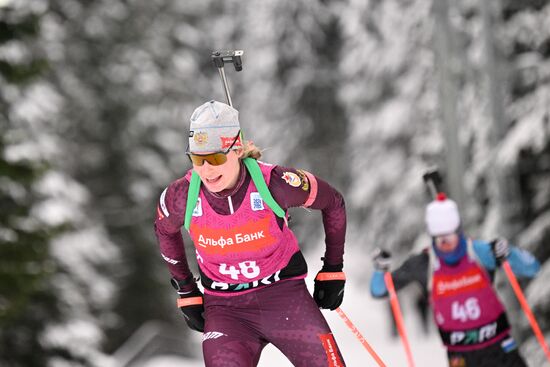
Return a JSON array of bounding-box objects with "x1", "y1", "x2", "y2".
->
[{"x1": 240, "y1": 140, "x2": 263, "y2": 160}]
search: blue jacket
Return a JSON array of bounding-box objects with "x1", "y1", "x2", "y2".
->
[{"x1": 370, "y1": 240, "x2": 540, "y2": 298}]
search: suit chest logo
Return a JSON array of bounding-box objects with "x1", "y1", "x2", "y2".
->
[
  {"x1": 250, "y1": 192, "x2": 264, "y2": 211},
  {"x1": 433, "y1": 266, "x2": 487, "y2": 298}
]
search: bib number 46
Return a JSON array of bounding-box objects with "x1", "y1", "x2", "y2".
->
[
  {"x1": 219, "y1": 261, "x2": 261, "y2": 280},
  {"x1": 452, "y1": 297, "x2": 481, "y2": 322}
]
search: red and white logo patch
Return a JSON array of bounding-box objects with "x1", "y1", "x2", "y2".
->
[
  {"x1": 281, "y1": 171, "x2": 301, "y2": 187},
  {"x1": 319, "y1": 333, "x2": 344, "y2": 367},
  {"x1": 220, "y1": 135, "x2": 243, "y2": 149},
  {"x1": 432, "y1": 266, "x2": 487, "y2": 298},
  {"x1": 190, "y1": 216, "x2": 275, "y2": 255}
]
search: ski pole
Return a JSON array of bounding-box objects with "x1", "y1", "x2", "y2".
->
[
  {"x1": 335, "y1": 307, "x2": 387, "y2": 367},
  {"x1": 384, "y1": 272, "x2": 416, "y2": 367},
  {"x1": 501, "y1": 260, "x2": 550, "y2": 362},
  {"x1": 211, "y1": 50, "x2": 244, "y2": 107}
]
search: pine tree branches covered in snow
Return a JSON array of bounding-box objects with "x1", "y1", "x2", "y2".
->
[{"x1": 2, "y1": 0, "x2": 550, "y2": 365}]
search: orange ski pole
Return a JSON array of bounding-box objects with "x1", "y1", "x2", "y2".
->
[
  {"x1": 384, "y1": 272, "x2": 416, "y2": 367},
  {"x1": 502, "y1": 260, "x2": 550, "y2": 362},
  {"x1": 336, "y1": 307, "x2": 387, "y2": 367}
]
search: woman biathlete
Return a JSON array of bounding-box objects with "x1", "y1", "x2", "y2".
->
[{"x1": 154, "y1": 100, "x2": 347, "y2": 366}]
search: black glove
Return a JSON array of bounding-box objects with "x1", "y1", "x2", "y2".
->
[
  {"x1": 490, "y1": 238, "x2": 510, "y2": 265},
  {"x1": 313, "y1": 263, "x2": 345, "y2": 310},
  {"x1": 171, "y1": 277, "x2": 204, "y2": 333},
  {"x1": 372, "y1": 248, "x2": 392, "y2": 272},
  {"x1": 177, "y1": 287, "x2": 204, "y2": 332}
]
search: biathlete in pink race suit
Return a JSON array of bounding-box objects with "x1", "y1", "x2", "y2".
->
[
  {"x1": 370, "y1": 193, "x2": 540, "y2": 367},
  {"x1": 154, "y1": 100, "x2": 347, "y2": 367}
]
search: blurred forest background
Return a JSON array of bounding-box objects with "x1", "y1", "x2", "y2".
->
[{"x1": 1, "y1": 0, "x2": 550, "y2": 366}]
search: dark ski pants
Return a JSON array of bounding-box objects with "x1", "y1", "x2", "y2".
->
[
  {"x1": 447, "y1": 337, "x2": 527, "y2": 367},
  {"x1": 202, "y1": 279, "x2": 346, "y2": 367}
]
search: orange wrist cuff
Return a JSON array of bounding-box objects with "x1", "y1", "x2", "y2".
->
[
  {"x1": 315, "y1": 272, "x2": 346, "y2": 281},
  {"x1": 177, "y1": 296, "x2": 203, "y2": 308}
]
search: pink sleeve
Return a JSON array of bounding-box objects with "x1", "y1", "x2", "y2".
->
[{"x1": 302, "y1": 170, "x2": 318, "y2": 208}]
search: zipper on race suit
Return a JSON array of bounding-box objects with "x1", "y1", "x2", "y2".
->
[{"x1": 228, "y1": 195, "x2": 234, "y2": 214}]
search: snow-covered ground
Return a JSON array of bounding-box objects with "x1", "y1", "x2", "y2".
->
[{"x1": 140, "y1": 356, "x2": 203, "y2": 367}]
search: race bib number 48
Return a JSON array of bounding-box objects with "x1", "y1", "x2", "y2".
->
[{"x1": 219, "y1": 261, "x2": 261, "y2": 281}]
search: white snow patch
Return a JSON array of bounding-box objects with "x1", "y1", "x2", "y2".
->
[
  {"x1": 497, "y1": 108, "x2": 548, "y2": 168},
  {"x1": 525, "y1": 260, "x2": 550, "y2": 312},
  {"x1": 41, "y1": 318, "x2": 112, "y2": 367},
  {"x1": 138, "y1": 355, "x2": 204, "y2": 367},
  {"x1": 32, "y1": 171, "x2": 89, "y2": 226},
  {"x1": 520, "y1": 333, "x2": 550, "y2": 367},
  {"x1": 518, "y1": 212, "x2": 550, "y2": 253},
  {"x1": 51, "y1": 227, "x2": 118, "y2": 306}
]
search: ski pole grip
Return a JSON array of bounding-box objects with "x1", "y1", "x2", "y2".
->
[{"x1": 422, "y1": 168, "x2": 443, "y2": 199}]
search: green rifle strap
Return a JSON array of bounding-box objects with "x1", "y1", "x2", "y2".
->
[
  {"x1": 184, "y1": 171, "x2": 201, "y2": 231},
  {"x1": 243, "y1": 158, "x2": 286, "y2": 219},
  {"x1": 183, "y1": 158, "x2": 286, "y2": 231}
]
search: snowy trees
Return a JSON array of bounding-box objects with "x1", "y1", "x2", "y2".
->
[
  {"x1": 0, "y1": 3, "x2": 116, "y2": 366},
  {"x1": 0, "y1": 5, "x2": 68, "y2": 366},
  {"x1": 2, "y1": 0, "x2": 549, "y2": 365}
]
